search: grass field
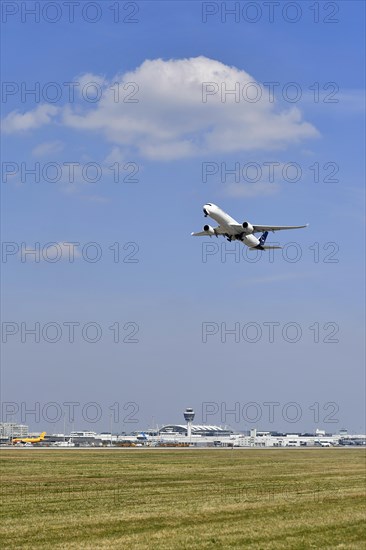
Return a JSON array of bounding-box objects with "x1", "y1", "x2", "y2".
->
[{"x1": 1, "y1": 448, "x2": 365, "y2": 549}]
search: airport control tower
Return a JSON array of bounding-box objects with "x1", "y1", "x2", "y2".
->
[{"x1": 184, "y1": 408, "x2": 195, "y2": 439}]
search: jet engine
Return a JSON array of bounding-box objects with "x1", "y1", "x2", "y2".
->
[
  {"x1": 203, "y1": 224, "x2": 215, "y2": 235},
  {"x1": 242, "y1": 221, "x2": 254, "y2": 234}
]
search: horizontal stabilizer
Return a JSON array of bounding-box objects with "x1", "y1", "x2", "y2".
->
[{"x1": 249, "y1": 246, "x2": 282, "y2": 250}]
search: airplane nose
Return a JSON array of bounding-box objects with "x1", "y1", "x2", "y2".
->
[{"x1": 203, "y1": 204, "x2": 211, "y2": 216}]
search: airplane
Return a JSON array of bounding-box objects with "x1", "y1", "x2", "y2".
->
[
  {"x1": 12, "y1": 431, "x2": 46, "y2": 445},
  {"x1": 191, "y1": 203, "x2": 308, "y2": 250}
]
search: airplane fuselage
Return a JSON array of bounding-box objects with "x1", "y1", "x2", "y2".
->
[
  {"x1": 203, "y1": 203, "x2": 260, "y2": 247},
  {"x1": 12, "y1": 432, "x2": 46, "y2": 445}
]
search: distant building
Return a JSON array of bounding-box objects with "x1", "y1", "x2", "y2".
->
[
  {"x1": 158, "y1": 425, "x2": 233, "y2": 437},
  {"x1": 0, "y1": 423, "x2": 29, "y2": 438},
  {"x1": 70, "y1": 431, "x2": 97, "y2": 438},
  {"x1": 69, "y1": 431, "x2": 100, "y2": 445}
]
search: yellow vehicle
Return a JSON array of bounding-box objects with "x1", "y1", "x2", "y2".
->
[{"x1": 12, "y1": 432, "x2": 46, "y2": 445}]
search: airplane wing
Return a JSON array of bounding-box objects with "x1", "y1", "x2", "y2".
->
[
  {"x1": 191, "y1": 231, "x2": 213, "y2": 236},
  {"x1": 252, "y1": 224, "x2": 309, "y2": 233},
  {"x1": 191, "y1": 225, "x2": 239, "y2": 237}
]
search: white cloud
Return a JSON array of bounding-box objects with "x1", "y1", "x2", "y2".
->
[
  {"x1": 2, "y1": 104, "x2": 59, "y2": 133},
  {"x1": 74, "y1": 72, "x2": 107, "y2": 96},
  {"x1": 32, "y1": 140, "x2": 64, "y2": 157},
  {"x1": 103, "y1": 146, "x2": 126, "y2": 165},
  {"x1": 63, "y1": 57, "x2": 319, "y2": 159},
  {"x1": 2, "y1": 57, "x2": 319, "y2": 159}
]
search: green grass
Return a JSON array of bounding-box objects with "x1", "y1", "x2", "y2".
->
[{"x1": 1, "y1": 448, "x2": 365, "y2": 549}]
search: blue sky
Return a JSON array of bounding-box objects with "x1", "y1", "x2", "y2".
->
[{"x1": 1, "y1": 1, "x2": 365, "y2": 434}]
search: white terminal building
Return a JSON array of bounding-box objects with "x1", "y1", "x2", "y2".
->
[{"x1": 0, "y1": 423, "x2": 29, "y2": 439}]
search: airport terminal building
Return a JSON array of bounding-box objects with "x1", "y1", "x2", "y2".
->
[{"x1": 157, "y1": 425, "x2": 233, "y2": 437}]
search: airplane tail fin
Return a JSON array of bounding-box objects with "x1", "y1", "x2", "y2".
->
[
  {"x1": 251, "y1": 232, "x2": 282, "y2": 250},
  {"x1": 258, "y1": 231, "x2": 268, "y2": 246},
  {"x1": 40, "y1": 432, "x2": 46, "y2": 438}
]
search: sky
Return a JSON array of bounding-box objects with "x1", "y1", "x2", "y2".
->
[{"x1": 1, "y1": 1, "x2": 365, "y2": 435}]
